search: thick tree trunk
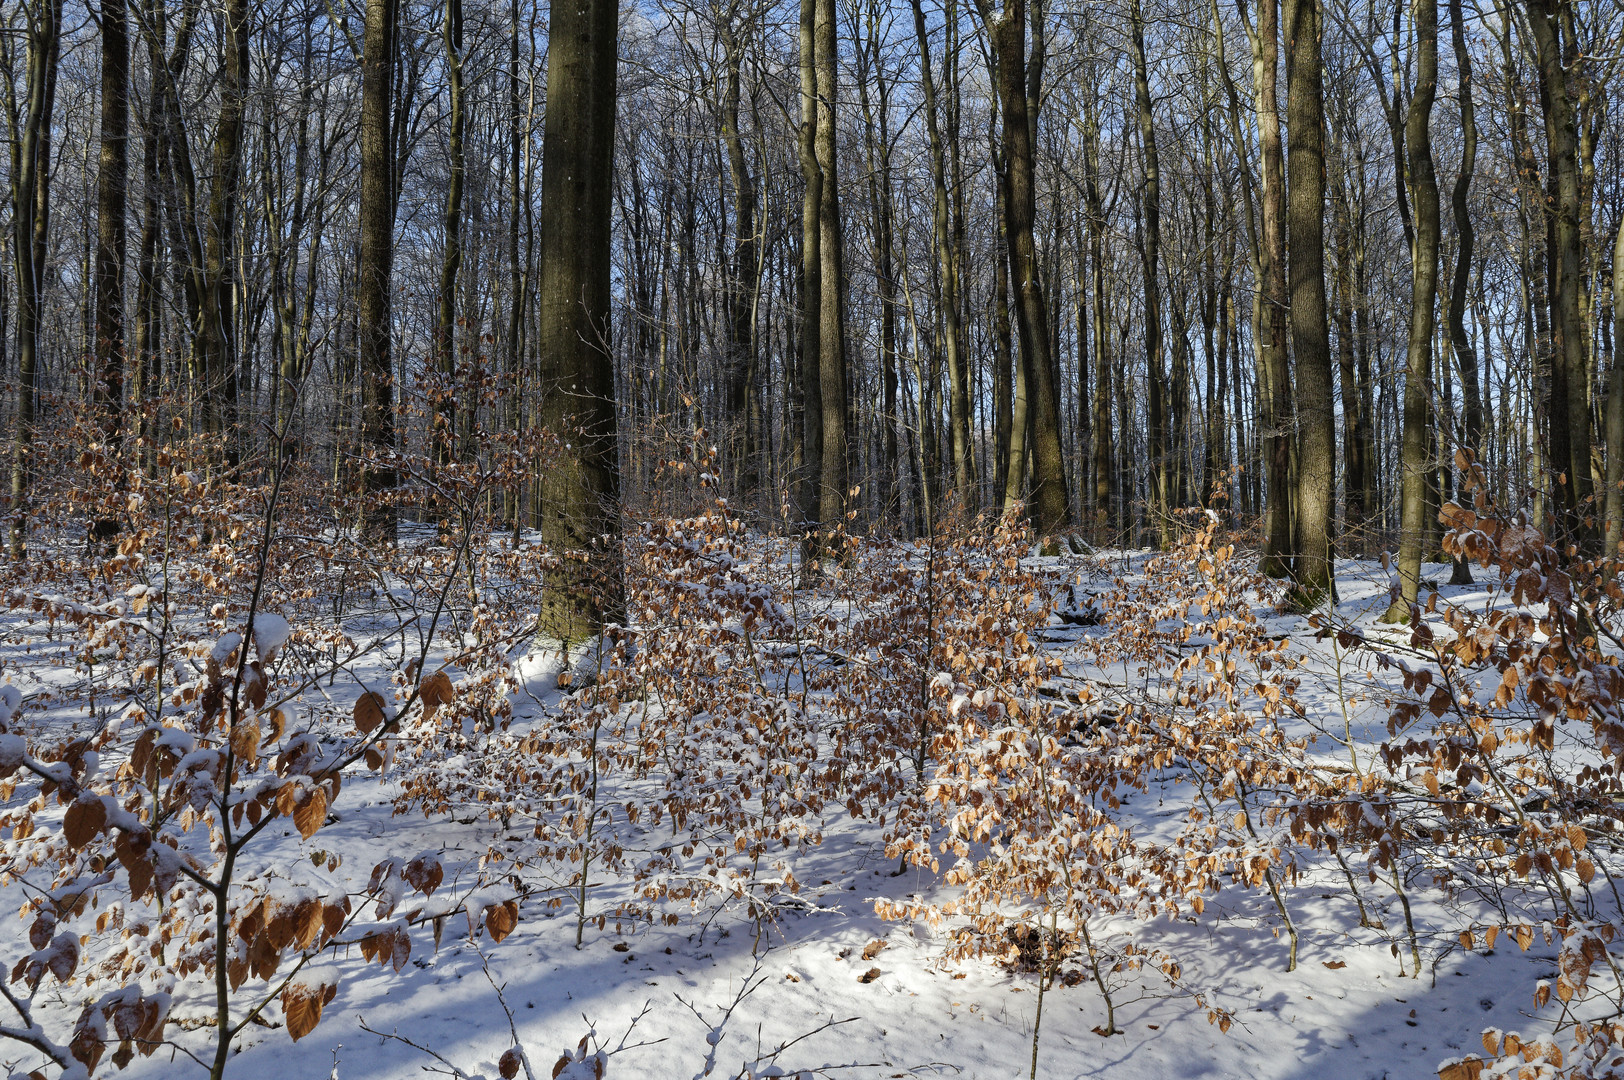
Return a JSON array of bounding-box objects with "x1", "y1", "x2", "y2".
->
[
  {"x1": 534, "y1": 0, "x2": 623, "y2": 637},
  {"x1": 978, "y1": 0, "x2": 1069, "y2": 535},
  {"x1": 1239, "y1": 0, "x2": 1292, "y2": 576},
  {"x1": 718, "y1": 14, "x2": 759, "y2": 504},
  {"x1": 814, "y1": 0, "x2": 849, "y2": 539},
  {"x1": 200, "y1": 0, "x2": 247, "y2": 462},
  {"x1": 1129, "y1": 0, "x2": 1168, "y2": 546},
  {"x1": 94, "y1": 0, "x2": 128, "y2": 444},
  {"x1": 1284, "y1": 0, "x2": 1334, "y2": 602},
  {"x1": 92, "y1": 0, "x2": 128, "y2": 540},
  {"x1": 1528, "y1": 0, "x2": 1591, "y2": 540},
  {"x1": 7, "y1": 0, "x2": 60, "y2": 559},
  {"x1": 358, "y1": 0, "x2": 400, "y2": 542}
]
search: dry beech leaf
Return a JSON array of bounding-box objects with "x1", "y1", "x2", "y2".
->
[
  {"x1": 499, "y1": 1048, "x2": 523, "y2": 1080},
  {"x1": 354, "y1": 692, "x2": 387, "y2": 735},
  {"x1": 62, "y1": 797, "x2": 107, "y2": 849},
  {"x1": 1322, "y1": 960, "x2": 1346, "y2": 970},
  {"x1": 485, "y1": 900, "x2": 519, "y2": 944},
  {"x1": 862, "y1": 939, "x2": 888, "y2": 960},
  {"x1": 262, "y1": 708, "x2": 288, "y2": 745},
  {"x1": 858, "y1": 967, "x2": 881, "y2": 983},
  {"x1": 420, "y1": 671, "x2": 454, "y2": 721},
  {"x1": 282, "y1": 979, "x2": 337, "y2": 1042},
  {"x1": 230, "y1": 718, "x2": 261, "y2": 766}
]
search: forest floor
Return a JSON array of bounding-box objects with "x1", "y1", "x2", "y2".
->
[{"x1": 0, "y1": 547, "x2": 1570, "y2": 1080}]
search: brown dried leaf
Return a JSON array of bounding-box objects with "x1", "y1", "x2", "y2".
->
[
  {"x1": 282, "y1": 979, "x2": 337, "y2": 1042},
  {"x1": 62, "y1": 797, "x2": 107, "y2": 849},
  {"x1": 354, "y1": 692, "x2": 387, "y2": 735},
  {"x1": 294, "y1": 787, "x2": 328, "y2": 840},
  {"x1": 485, "y1": 900, "x2": 519, "y2": 944},
  {"x1": 230, "y1": 717, "x2": 261, "y2": 767},
  {"x1": 420, "y1": 671, "x2": 455, "y2": 721}
]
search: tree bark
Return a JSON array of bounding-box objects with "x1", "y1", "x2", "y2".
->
[
  {"x1": 1385, "y1": 0, "x2": 1440, "y2": 625},
  {"x1": 358, "y1": 0, "x2": 400, "y2": 542},
  {"x1": 977, "y1": 0, "x2": 1069, "y2": 535},
  {"x1": 1238, "y1": 0, "x2": 1292, "y2": 576},
  {"x1": 1284, "y1": 0, "x2": 1334, "y2": 602},
  {"x1": 814, "y1": 0, "x2": 849, "y2": 540},
  {"x1": 534, "y1": 0, "x2": 623, "y2": 637},
  {"x1": 6, "y1": 0, "x2": 60, "y2": 559},
  {"x1": 1528, "y1": 0, "x2": 1591, "y2": 539},
  {"x1": 434, "y1": 0, "x2": 465, "y2": 464},
  {"x1": 910, "y1": 0, "x2": 973, "y2": 504},
  {"x1": 92, "y1": 0, "x2": 129, "y2": 539},
  {"x1": 1603, "y1": 220, "x2": 1624, "y2": 555}
]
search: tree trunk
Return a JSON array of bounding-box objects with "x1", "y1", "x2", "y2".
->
[
  {"x1": 718, "y1": 11, "x2": 759, "y2": 505},
  {"x1": 796, "y1": 0, "x2": 822, "y2": 543},
  {"x1": 978, "y1": 0, "x2": 1068, "y2": 535},
  {"x1": 534, "y1": 0, "x2": 623, "y2": 637},
  {"x1": 814, "y1": 0, "x2": 849, "y2": 540},
  {"x1": 6, "y1": 0, "x2": 60, "y2": 559},
  {"x1": 92, "y1": 0, "x2": 129, "y2": 538},
  {"x1": 1603, "y1": 220, "x2": 1624, "y2": 555},
  {"x1": 1385, "y1": 0, "x2": 1439, "y2": 625},
  {"x1": 1238, "y1": 0, "x2": 1292, "y2": 575},
  {"x1": 1528, "y1": 0, "x2": 1591, "y2": 540},
  {"x1": 1284, "y1": 0, "x2": 1334, "y2": 603},
  {"x1": 434, "y1": 0, "x2": 465, "y2": 465},
  {"x1": 358, "y1": 0, "x2": 400, "y2": 542},
  {"x1": 1446, "y1": 0, "x2": 1480, "y2": 584},
  {"x1": 911, "y1": 0, "x2": 973, "y2": 505}
]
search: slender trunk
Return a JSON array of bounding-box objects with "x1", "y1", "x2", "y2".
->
[
  {"x1": 1385, "y1": 0, "x2": 1439, "y2": 625},
  {"x1": 435, "y1": 0, "x2": 465, "y2": 465},
  {"x1": 1445, "y1": 0, "x2": 1479, "y2": 584},
  {"x1": 796, "y1": 0, "x2": 822, "y2": 543},
  {"x1": 911, "y1": 0, "x2": 973, "y2": 503},
  {"x1": 1604, "y1": 220, "x2": 1624, "y2": 555}
]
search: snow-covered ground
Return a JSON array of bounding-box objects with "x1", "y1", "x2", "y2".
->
[{"x1": 0, "y1": 544, "x2": 1588, "y2": 1080}]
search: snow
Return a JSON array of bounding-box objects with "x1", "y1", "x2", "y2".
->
[
  {"x1": 251, "y1": 613, "x2": 293, "y2": 659},
  {"x1": 0, "y1": 547, "x2": 1604, "y2": 1079}
]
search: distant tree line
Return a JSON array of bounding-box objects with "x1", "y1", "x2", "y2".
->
[{"x1": 0, "y1": 0, "x2": 1621, "y2": 622}]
